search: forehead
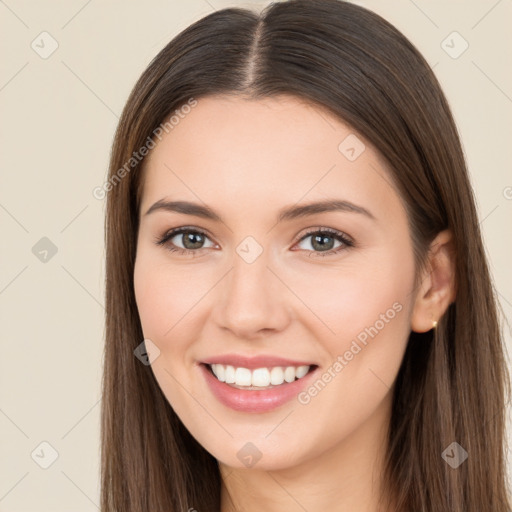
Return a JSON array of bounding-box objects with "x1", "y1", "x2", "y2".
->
[{"x1": 140, "y1": 94, "x2": 402, "y2": 225}]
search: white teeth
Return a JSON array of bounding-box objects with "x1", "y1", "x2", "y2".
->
[
  {"x1": 209, "y1": 364, "x2": 311, "y2": 388},
  {"x1": 235, "y1": 367, "x2": 252, "y2": 386},
  {"x1": 295, "y1": 365, "x2": 309, "y2": 378},
  {"x1": 225, "y1": 365, "x2": 235, "y2": 384},
  {"x1": 251, "y1": 368, "x2": 270, "y2": 387},
  {"x1": 284, "y1": 366, "x2": 296, "y2": 383},
  {"x1": 270, "y1": 366, "x2": 284, "y2": 385},
  {"x1": 211, "y1": 364, "x2": 225, "y2": 382}
]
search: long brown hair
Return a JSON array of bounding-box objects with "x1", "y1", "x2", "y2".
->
[{"x1": 101, "y1": 1, "x2": 511, "y2": 510}]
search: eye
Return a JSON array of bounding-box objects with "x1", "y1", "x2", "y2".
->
[
  {"x1": 155, "y1": 227, "x2": 216, "y2": 256},
  {"x1": 294, "y1": 227, "x2": 354, "y2": 257},
  {"x1": 155, "y1": 226, "x2": 354, "y2": 258}
]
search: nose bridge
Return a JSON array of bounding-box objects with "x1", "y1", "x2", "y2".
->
[{"x1": 214, "y1": 242, "x2": 290, "y2": 336}]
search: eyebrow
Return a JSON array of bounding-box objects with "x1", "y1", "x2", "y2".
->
[{"x1": 144, "y1": 198, "x2": 376, "y2": 223}]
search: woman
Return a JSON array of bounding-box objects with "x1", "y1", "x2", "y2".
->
[{"x1": 100, "y1": 0, "x2": 511, "y2": 510}]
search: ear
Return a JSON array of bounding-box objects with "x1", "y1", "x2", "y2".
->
[{"x1": 410, "y1": 229, "x2": 457, "y2": 333}]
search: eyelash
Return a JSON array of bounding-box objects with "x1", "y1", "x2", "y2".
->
[{"x1": 154, "y1": 226, "x2": 354, "y2": 258}]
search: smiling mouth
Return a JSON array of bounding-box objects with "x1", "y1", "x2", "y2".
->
[{"x1": 204, "y1": 363, "x2": 317, "y2": 390}]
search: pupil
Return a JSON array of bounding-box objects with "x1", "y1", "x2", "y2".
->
[
  {"x1": 183, "y1": 232, "x2": 204, "y2": 249},
  {"x1": 313, "y1": 234, "x2": 334, "y2": 251}
]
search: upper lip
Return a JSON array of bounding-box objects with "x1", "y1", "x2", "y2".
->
[{"x1": 201, "y1": 354, "x2": 316, "y2": 369}]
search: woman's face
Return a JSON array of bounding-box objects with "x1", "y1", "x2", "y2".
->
[{"x1": 134, "y1": 94, "x2": 417, "y2": 470}]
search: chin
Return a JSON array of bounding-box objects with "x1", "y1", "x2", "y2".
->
[{"x1": 201, "y1": 432, "x2": 314, "y2": 472}]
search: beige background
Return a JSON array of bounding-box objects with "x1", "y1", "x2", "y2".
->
[{"x1": 1, "y1": 0, "x2": 511, "y2": 510}]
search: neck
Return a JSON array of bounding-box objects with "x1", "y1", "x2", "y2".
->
[{"x1": 219, "y1": 391, "x2": 395, "y2": 512}]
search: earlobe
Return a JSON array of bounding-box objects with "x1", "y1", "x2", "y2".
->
[{"x1": 410, "y1": 229, "x2": 457, "y2": 333}]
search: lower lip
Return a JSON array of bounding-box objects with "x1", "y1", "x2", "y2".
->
[{"x1": 199, "y1": 364, "x2": 318, "y2": 413}]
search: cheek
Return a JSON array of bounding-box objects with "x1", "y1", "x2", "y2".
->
[
  {"x1": 289, "y1": 244, "x2": 415, "y2": 348},
  {"x1": 133, "y1": 255, "x2": 199, "y2": 408},
  {"x1": 286, "y1": 250, "x2": 414, "y2": 452},
  {"x1": 134, "y1": 258, "x2": 168, "y2": 339},
  {"x1": 134, "y1": 252, "x2": 204, "y2": 339}
]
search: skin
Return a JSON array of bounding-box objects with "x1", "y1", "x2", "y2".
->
[{"x1": 133, "y1": 94, "x2": 456, "y2": 512}]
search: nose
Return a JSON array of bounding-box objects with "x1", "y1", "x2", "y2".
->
[{"x1": 212, "y1": 250, "x2": 292, "y2": 340}]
